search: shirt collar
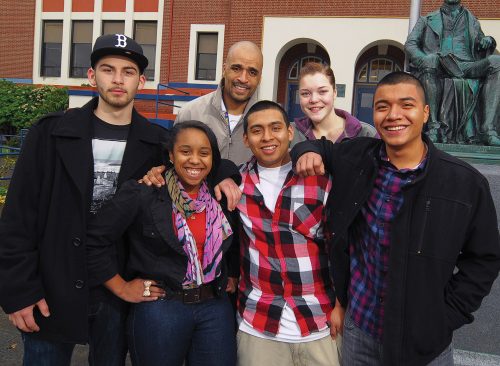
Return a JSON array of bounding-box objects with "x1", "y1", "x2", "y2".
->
[
  {"x1": 336, "y1": 109, "x2": 362, "y2": 139},
  {"x1": 379, "y1": 143, "x2": 428, "y2": 173},
  {"x1": 441, "y1": 4, "x2": 463, "y2": 16},
  {"x1": 294, "y1": 116, "x2": 316, "y2": 140},
  {"x1": 294, "y1": 109, "x2": 362, "y2": 142}
]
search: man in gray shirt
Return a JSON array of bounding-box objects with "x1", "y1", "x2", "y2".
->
[{"x1": 176, "y1": 41, "x2": 263, "y2": 165}]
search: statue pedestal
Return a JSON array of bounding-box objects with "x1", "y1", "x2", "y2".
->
[
  {"x1": 435, "y1": 143, "x2": 500, "y2": 165},
  {"x1": 436, "y1": 144, "x2": 500, "y2": 226}
]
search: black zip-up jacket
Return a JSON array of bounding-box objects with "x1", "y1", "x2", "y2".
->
[
  {"x1": 291, "y1": 135, "x2": 500, "y2": 366},
  {"x1": 0, "y1": 98, "x2": 169, "y2": 343},
  {"x1": 86, "y1": 180, "x2": 240, "y2": 296}
]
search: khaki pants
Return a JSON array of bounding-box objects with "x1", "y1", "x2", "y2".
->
[{"x1": 236, "y1": 330, "x2": 341, "y2": 366}]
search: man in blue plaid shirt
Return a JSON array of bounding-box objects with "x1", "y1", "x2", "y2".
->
[{"x1": 292, "y1": 71, "x2": 500, "y2": 366}]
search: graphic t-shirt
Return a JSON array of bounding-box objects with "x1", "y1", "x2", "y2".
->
[{"x1": 90, "y1": 114, "x2": 130, "y2": 214}]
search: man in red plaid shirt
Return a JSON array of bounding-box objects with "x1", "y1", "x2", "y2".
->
[{"x1": 235, "y1": 100, "x2": 343, "y2": 366}]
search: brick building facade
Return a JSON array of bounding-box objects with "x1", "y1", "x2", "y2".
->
[
  {"x1": 160, "y1": 1, "x2": 500, "y2": 82},
  {"x1": 0, "y1": 0, "x2": 36, "y2": 81}
]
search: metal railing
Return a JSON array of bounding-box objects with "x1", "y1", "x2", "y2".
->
[
  {"x1": 155, "y1": 83, "x2": 188, "y2": 120},
  {"x1": 0, "y1": 129, "x2": 28, "y2": 181}
]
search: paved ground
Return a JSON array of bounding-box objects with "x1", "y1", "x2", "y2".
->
[
  {"x1": 0, "y1": 315, "x2": 90, "y2": 365},
  {"x1": 453, "y1": 263, "x2": 500, "y2": 356},
  {"x1": 0, "y1": 312, "x2": 131, "y2": 365}
]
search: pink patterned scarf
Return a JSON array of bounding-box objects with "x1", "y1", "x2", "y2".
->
[{"x1": 165, "y1": 168, "x2": 233, "y2": 285}]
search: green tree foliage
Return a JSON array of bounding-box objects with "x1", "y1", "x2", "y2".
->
[
  {"x1": 0, "y1": 80, "x2": 68, "y2": 134},
  {"x1": 0, "y1": 156, "x2": 16, "y2": 207}
]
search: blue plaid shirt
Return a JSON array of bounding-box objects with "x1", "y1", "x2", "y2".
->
[{"x1": 348, "y1": 146, "x2": 427, "y2": 341}]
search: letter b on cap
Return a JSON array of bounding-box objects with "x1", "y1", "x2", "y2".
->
[{"x1": 115, "y1": 34, "x2": 127, "y2": 48}]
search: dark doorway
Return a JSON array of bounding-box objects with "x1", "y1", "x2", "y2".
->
[{"x1": 276, "y1": 43, "x2": 330, "y2": 121}]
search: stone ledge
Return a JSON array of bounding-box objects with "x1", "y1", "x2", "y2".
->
[{"x1": 436, "y1": 144, "x2": 500, "y2": 165}]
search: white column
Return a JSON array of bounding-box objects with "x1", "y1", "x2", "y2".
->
[
  {"x1": 155, "y1": 0, "x2": 165, "y2": 84},
  {"x1": 405, "y1": 0, "x2": 422, "y2": 70},
  {"x1": 32, "y1": 0, "x2": 43, "y2": 81},
  {"x1": 408, "y1": 0, "x2": 422, "y2": 33},
  {"x1": 124, "y1": 0, "x2": 134, "y2": 36},
  {"x1": 60, "y1": 0, "x2": 73, "y2": 79},
  {"x1": 93, "y1": 0, "x2": 104, "y2": 42}
]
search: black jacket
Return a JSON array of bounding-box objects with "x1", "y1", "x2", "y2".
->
[
  {"x1": 86, "y1": 180, "x2": 240, "y2": 295},
  {"x1": 291, "y1": 136, "x2": 500, "y2": 366},
  {"x1": 0, "y1": 98, "x2": 170, "y2": 343}
]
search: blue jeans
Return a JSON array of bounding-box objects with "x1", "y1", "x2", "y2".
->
[
  {"x1": 342, "y1": 309, "x2": 383, "y2": 366},
  {"x1": 128, "y1": 294, "x2": 236, "y2": 366},
  {"x1": 342, "y1": 309, "x2": 454, "y2": 366},
  {"x1": 22, "y1": 299, "x2": 128, "y2": 366}
]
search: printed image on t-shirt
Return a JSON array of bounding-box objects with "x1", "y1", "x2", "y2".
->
[{"x1": 90, "y1": 138, "x2": 126, "y2": 213}]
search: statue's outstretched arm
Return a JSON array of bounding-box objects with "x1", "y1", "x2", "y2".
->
[
  {"x1": 405, "y1": 17, "x2": 440, "y2": 71},
  {"x1": 470, "y1": 13, "x2": 496, "y2": 53},
  {"x1": 405, "y1": 17, "x2": 428, "y2": 62}
]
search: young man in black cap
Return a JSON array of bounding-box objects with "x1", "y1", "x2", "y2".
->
[{"x1": 0, "y1": 34, "x2": 167, "y2": 365}]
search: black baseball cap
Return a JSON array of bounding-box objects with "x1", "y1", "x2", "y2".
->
[{"x1": 91, "y1": 34, "x2": 149, "y2": 73}]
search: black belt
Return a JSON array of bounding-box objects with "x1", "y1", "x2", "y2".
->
[{"x1": 166, "y1": 283, "x2": 215, "y2": 304}]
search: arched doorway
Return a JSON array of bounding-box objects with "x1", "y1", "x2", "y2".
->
[
  {"x1": 276, "y1": 42, "x2": 330, "y2": 120},
  {"x1": 353, "y1": 44, "x2": 404, "y2": 125}
]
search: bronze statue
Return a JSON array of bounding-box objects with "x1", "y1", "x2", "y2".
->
[{"x1": 405, "y1": 0, "x2": 500, "y2": 146}]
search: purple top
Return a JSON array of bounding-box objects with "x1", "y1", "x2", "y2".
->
[{"x1": 294, "y1": 108, "x2": 370, "y2": 142}]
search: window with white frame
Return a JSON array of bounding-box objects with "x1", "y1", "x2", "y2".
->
[
  {"x1": 102, "y1": 20, "x2": 125, "y2": 35},
  {"x1": 188, "y1": 24, "x2": 225, "y2": 84},
  {"x1": 301, "y1": 56, "x2": 323, "y2": 68},
  {"x1": 288, "y1": 57, "x2": 327, "y2": 80},
  {"x1": 369, "y1": 58, "x2": 393, "y2": 82},
  {"x1": 34, "y1": 0, "x2": 163, "y2": 85},
  {"x1": 70, "y1": 21, "x2": 93, "y2": 78},
  {"x1": 134, "y1": 21, "x2": 157, "y2": 80},
  {"x1": 356, "y1": 58, "x2": 402, "y2": 83},
  {"x1": 41, "y1": 21, "x2": 63, "y2": 77},
  {"x1": 288, "y1": 61, "x2": 299, "y2": 80},
  {"x1": 195, "y1": 33, "x2": 218, "y2": 81}
]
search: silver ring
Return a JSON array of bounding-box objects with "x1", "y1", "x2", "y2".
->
[{"x1": 143, "y1": 280, "x2": 152, "y2": 297}]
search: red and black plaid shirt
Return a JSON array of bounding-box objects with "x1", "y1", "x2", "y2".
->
[{"x1": 237, "y1": 158, "x2": 335, "y2": 336}]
